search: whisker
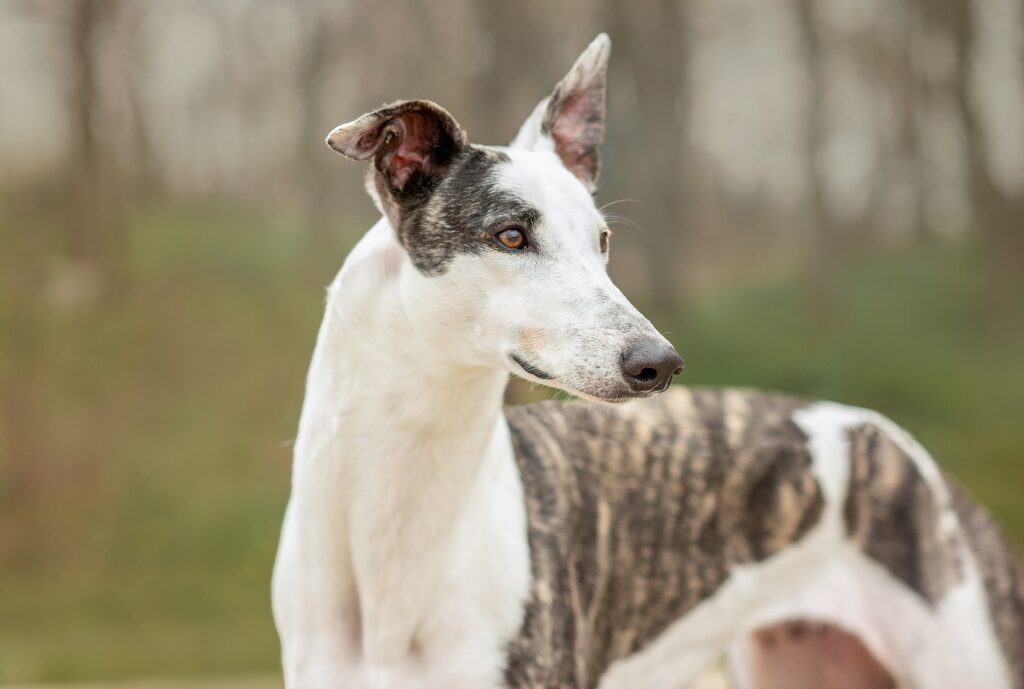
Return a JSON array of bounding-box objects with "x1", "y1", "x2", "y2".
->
[
  {"x1": 603, "y1": 213, "x2": 643, "y2": 233},
  {"x1": 598, "y1": 198, "x2": 640, "y2": 213}
]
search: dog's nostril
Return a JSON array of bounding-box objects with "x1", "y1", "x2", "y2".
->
[
  {"x1": 636, "y1": 367, "x2": 658, "y2": 382},
  {"x1": 620, "y1": 337, "x2": 684, "y2": 393}
]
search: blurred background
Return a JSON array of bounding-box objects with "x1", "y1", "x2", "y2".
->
[{"x1": 0, "y1": 0, "x2": 1022, "y2": 685}]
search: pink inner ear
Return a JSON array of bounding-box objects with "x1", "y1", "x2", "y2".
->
[
  {"x1": 390, "y1": 113, "x2": 432, "y2": 190},
  {"x1": 356, "y1": 131, "x2": 378, "y2": 154},
  {"x1": 552, "y1": 91, "x2": 589, "y2": 135},
  {"x1": 548, "y1": 88, "x2": 603, "y2": 187}
]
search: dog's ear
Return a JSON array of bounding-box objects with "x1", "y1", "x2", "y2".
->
[
  {"x1": 326, "y1": 100, "x2": 466, "y2": 211},
  {"x1": 511, "y1": 34, "x2": 610, "y2": 192}
]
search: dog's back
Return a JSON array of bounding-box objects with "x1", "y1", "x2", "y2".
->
[{"x1": 505, "y1": 387, "x2": 1024, "y2": 688}]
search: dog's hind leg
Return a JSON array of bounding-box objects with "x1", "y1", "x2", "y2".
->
[
  {"x1": 725, "y1": 544, "x2": 1016, "y2": 689},
  {"x1": 732, "y1": 619, "x2": 896, "y2": 689},
  {"x1": 723, "y1": 402, "x2": 1019, "y2": 689}
]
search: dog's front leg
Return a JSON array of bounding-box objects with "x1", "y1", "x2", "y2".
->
[{"x1": 272, "y1": 503, "x2": 357, "y2": 689}]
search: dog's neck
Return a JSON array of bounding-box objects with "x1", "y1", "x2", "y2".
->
[{"x1": 288, "y1": 219, "x2": 529, "y2": 676}]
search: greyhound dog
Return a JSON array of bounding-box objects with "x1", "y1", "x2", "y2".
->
[{"x1": 272, "y1": 34, "x2": 1024, "y2": 689}]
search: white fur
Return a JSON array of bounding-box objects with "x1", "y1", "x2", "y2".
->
[
  {"x1": 272, "y1": 219, "x2": 533, "y2": 689},
  {"x1": 509, "y1": 99, "x2": 555, "y2": 154}
]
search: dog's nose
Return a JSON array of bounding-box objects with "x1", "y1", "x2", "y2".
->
[{"x1": 620, "y1": 338, "x2": 684, "y2": 393}]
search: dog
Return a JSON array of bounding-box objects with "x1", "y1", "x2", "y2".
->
[{"x1": 272, "y1": 34, "x2": 1024, "y2": 689}]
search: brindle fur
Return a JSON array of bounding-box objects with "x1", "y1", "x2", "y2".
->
[
  {"x1": 844, "y1": 423, "x2": 963, "y2": 603},
  {"x1": 949, "y1": 481, "x2": 1024, "y2": 685},
  {"x1": 504, "y1": 388, "x2": 824, "y2": 688},
  {"x1": 502, "y1": 387, "x2": 1024, "y2": 689}
]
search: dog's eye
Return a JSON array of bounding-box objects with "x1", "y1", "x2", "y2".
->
[
  {"x1": 599, "y1": 230, "x2": 611, "y2": 253},
  {"x1": 496, "y1": 227, "x2": 527, "y2": 251}
]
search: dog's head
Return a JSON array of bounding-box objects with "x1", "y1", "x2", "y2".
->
[{"x1": 326, "y1": 34, "x2": 682, "y2": 403}]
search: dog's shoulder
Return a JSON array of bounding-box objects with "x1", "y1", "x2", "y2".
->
[
  {"x1": 504, "y1": 386, "x2": 813, "y2": 474},
  {"x1": 503, "y1": 386, "x2": 824, "y2": 547}
]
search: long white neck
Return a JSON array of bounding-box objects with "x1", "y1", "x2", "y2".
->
[{"x1": 284, "y1": 219, "x2": 529, "y2": 683}]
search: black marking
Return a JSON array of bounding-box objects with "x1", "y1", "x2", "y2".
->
[
  {"x1": 398, "y1": 146, "x2": 541, "y2": 276},
  {"x1": 510, "y1": 352, "x2": 553, "y2": 380}
]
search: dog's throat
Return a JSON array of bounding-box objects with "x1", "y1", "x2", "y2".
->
[{"x1": 510, "y1": 352, "x2": 553, "y2": 380}]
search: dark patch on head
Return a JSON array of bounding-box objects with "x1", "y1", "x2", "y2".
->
[{"x1": 397, "y1": 146, "x2": 541, "y2": 275}]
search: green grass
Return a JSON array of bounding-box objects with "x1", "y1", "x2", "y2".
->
[
  {"x1": 0, "y1": 204, "x2": 1020, "y2": 684},
  {"x1": 0, "y1": 204, "x2": 347, "y2": 684}
]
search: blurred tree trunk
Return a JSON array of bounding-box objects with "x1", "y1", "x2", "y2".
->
[
  {"x1": 300, "y1": 11, "x2": 334, "y2": 240},
  {"x1": 475, "y1": 0, "x2": 550, "y2": 141},
  {"x1": 795, "y1": 0, "x2": 829, "y2": 242},
  {"x1": 67, "y1": 0, "x2": 124, "y2": 302},
  {"x1": 607, "y1": 0, "x2": 693, "y2": 315},
  {"x1": 124, "y1": 3, "x2": 159, "y2": 198},
  {"x1": 69, "y1": 0, "x2": 101, "y2": 195},
  {"x1": 900, "y1": 0, "x2": 929, "y2": 243},
  {"x1": 795, "y1": 0, "x2": 843, "y2": 322},
  {"x1": 868, "y1": 0, "x2": 928, "y2": 243},
  {"x1": 945, "y1": 0, "x2": 1024, "y2": 278}
]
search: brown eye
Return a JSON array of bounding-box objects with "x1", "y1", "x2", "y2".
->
[
  {"x1": 599, "y1": 230, "x2": 611, "y2": 253},
  {"x1": 496, "y1": 227, "x2": 527, "y2": 250}
]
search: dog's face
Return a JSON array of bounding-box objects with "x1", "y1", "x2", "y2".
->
[{"x1": 327, "y1": 35, "x2": 682, "y2": 402}]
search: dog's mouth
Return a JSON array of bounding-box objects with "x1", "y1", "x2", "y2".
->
[
  {"x1": 509, "y1": 352, "x2": 553, "y2": 380},
  {"x1": 509, "y1": 351, "x2": 657, "y2": 404}
]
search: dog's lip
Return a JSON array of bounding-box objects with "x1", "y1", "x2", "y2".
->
[
  {"x1": 588, "y1": 391, "x2": 652, "y2": 404},
  {"x1": 596, "y1": 375, "x2": 674, "y2": 402},
  {"x1": 509, "y1": 352, "x2": 554, "y2": 381},
  {"x1": 570, "y1": 386, "x2": 657, "y2": 404}
]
